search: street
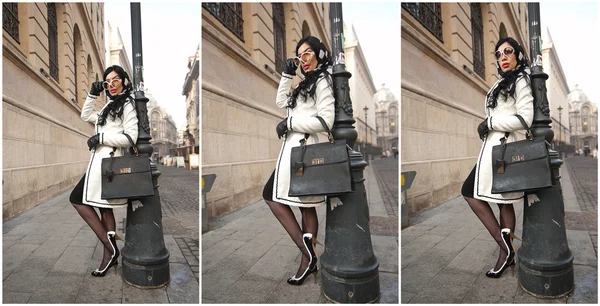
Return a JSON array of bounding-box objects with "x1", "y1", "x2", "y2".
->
[
  {"x1": 401, "y1": 156, "x2": 597, "y2": 303},
  {"x1": 202, "y1": 161, "x2": 398, "y2": 303},
  {"x1": 2, "y1": 165, "x2": 199, "y2": 303}
]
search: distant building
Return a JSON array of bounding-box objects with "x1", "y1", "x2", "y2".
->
[
  {"x1": 183, "y1": 47, "x2": 200, "y2": 146},
  {"x1": 146, "y1": 93, "x2": 179, "y2": 161},
  {"x1": 107, "y1": 21, "x2": 133, "y2": 79},
  {"x1": 374, "y1": 84, "x2": 399, "y2": 154},
  {"x1": 568, "y1": 86, "x2": 598, "y2": 154},
  {"x1": 3, "y1": 3, "x2": 105, "y2": 219}
]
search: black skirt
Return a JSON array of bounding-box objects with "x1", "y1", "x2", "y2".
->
[
  {"x1": 262, "y1": 170, "x2": 275, "y2": 202},
  {"x1": 461, "y1": 165, "x2": 477, "y2": 198},
  {"x1": 69, "y1": 175, "x2": 86, "y2": 205}
]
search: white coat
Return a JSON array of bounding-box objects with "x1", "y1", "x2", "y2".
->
[
  {"x1": 80, "y1": 93, "x2": 139, "y2": 208},
  {"x1": 474, "y1": 74, "x2": 534, "y2": 204},
  {"x1": 272, "y1": 72, "x2": 336, "y2": 207}
]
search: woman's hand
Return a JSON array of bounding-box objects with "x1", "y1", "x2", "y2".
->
[
  {"x1": 478, "y1": 119, "x2": 489, "y2": 140},
  {"x1": 276, "y1": 118, "x2": 288, "y2": 139},
  {"x1": 283, "y1": 58, "x2": 298, "y2": 76},
  {"x1": 87, "y1": 134, "x2": 100, "y2": 150},
  {"x1": 89, "y1": 81, "x2": 104, "y2": 96}
]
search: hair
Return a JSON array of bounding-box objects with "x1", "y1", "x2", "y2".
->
[
  {"x1": 487, "y1": 37, "x2": 531, "y2": 109},
  {"x1": 97, "y1": 65, "x2": 134, "y2": 126},
  {"x1": 287, "y1": 36, "x2": 334, "y2": 109}
]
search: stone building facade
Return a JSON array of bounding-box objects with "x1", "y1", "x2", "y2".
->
[
  {"x1": 3, "y1": 3, "x2": 105, "y2": 220},
  {"x1": 183, "y1": 47, "x2": 199, "y2": 147},
  {"x1": 202, "y1": 3, "x2": 333, "y2": 218},
  {"x1": 343, "y1": 23, "x2": 378, "y2": 153},
  {"x1": 568, "y1": 86, "x2": 598, "y2": 153},
  {"x1": 401, "y1": 3, "x2": 530, "y2": 214},
  {"x1": 374, "y1": 85, "x2": 399, "y2": 154},
  {"x1": 146, "y1": 92, "x2": 179, "y2": 161},
  {"x1": 541, "y1": 27, "x2": 571, "y2": 149}
]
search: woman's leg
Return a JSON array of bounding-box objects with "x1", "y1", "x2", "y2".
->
[
  {"x1": 299, "y1": 207, "x2": 318, "y2": 237},
  {"x1": 498, "y1": 204, "x2": 516, "y2": 234},
  {"x1": 72, "y1": 203, "x2": 114, "y2": 269},
  {"x1": 464, "y1": 196, "x2": 508, "y2": 270},
  {"x1": 98, "y1": 208, "x2": 117, "y2": 265},
  {"x1": 265, "y1": 200, "x2": 311, "y2": 276}
]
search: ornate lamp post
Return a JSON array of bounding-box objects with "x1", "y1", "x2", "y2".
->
[
  {"x1": 320, "y1": 3, "x2": 380, "y2": 303},
  {"x1": 121, "y1": 3, "x2": 170, "y2": 288},
  {"x1": 517, "y1": 3, "x2": 574, "y2": 298}
]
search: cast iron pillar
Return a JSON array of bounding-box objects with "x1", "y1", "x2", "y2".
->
[
  {"x1": 320, "y1": 3, "x2": 380, "y2": 303},
  {"x1": 517, "y1": 3, "x2": 574, "y2": 298},
  {"x1": 121, "y1": 3, "x2": 170, "y2": 288}
]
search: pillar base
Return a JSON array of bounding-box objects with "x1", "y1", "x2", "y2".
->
[
  {"x1": 321, "y1": 268, "x2": 380, "y2": 304},
  {"x1": 518, "y1": 261, "x2": 574, "y2": 298},
  {"x1": 122, "y1": 259, "x2": 170, "y2": 289}
]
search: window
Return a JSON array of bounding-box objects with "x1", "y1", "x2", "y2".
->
[
  {"x1": 302, "y1": 21, "x2": 310, "y2": 38},
  {"x1": 3, "y1": 3, "x2": 19, "y2": 43},
  {"x1": 47, "y1": 3, "x2": 59, "y2": 81},
  {"x1": 272, "y1": 3, "x2": 286, "y2": 73},
  {"x1": 388, "y1": 106, "x2": 397, "y2": 134},
  {"x1": 470, "y1": 3, "x2": 485, "y2": 78},
  {"x1": 203, "y1": 3, "x2": 244, "y2": 41},
  {"x1": 499, "y1": 23, "x2": 508, "y2": 39},
  {"x1": 402, "y1": 3, "x2": 443, "y2": 42}
]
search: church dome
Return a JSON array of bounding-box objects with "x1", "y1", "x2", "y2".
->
[
  {"x1": 568, "y1": 85, "x2": 590, "y2": 104},
  {"x1": 374, "y1": 84, "x2": 396, "y2": 104}
]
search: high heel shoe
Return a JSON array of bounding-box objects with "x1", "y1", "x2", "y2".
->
[
  {"x1": 287, "y1": 233, "x2": 319, "y2": 285},
  {"x1": 486, "y1": 228, "x2": 517, "y2": 278},
  {"x1": 91, "y1": 231, "x2": 120, "y2": 277}
]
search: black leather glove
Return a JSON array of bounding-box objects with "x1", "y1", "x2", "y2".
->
[
  {"x1": 87, "y1": 134, "x2": 100, "y2": 151},
  {"x1": 283, "y1": 58, "x2": 298, "y2": 76},
  {"x1": 90, "y1": 81, "x2": 104, "y2": 96},
  {"x1": 276, "y1": 118, "x2": 288, "y2": 139},
  {"x1": 477, "y1": 119, "x2": 489, "y2": 140}
]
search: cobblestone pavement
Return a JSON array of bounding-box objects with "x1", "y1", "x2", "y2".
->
[
  {"x1": 565, "y1": 156, "x2": 598, "y2": 212},
  {"x1": 370, "y1": 158, "x2": 399, "y2": 216},
  {"x1": 154, "y1": 165, "x2": 199, "y2": 281}
]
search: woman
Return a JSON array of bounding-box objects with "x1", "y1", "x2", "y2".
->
[
  {"x1": 461, "y1": 37, "x2": 534, "y2": 278},
  {"x1": 70, "y1": 65, "x2": 138, "y2": 276},
  {"x1": 262, "y1": 36, "x2": 335, "y2": 285}
]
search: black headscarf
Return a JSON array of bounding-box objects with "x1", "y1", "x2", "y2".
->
[
  {"x1": 486, "y1": 37, "x2": 530, "y2": 109},
  {"x1": 97, "y1": 65, "x2": 134, "y2": 126},
  {"x1": 287, "y1": 36, "x2": 333, "y2": 109}
]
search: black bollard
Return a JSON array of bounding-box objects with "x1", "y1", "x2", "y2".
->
[
  {"x1": 121, "y1": 3, "x2": 170, "y2": 288},
  {"x1": 320, "y1": 3, "x2": 380, "y2": 303}
]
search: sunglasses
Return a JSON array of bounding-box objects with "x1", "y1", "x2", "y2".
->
[
  {"x1": 495, "y1": 46, "x2": 515, "y2": 60},
  {"x1": 293, "y1": 50, "x2": 315, "y2": 66},
  {"x1": 102, "y1": 78, "x2": 122, "y2": 89}
]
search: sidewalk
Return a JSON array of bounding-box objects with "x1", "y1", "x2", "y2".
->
[
  {"x1": 401, "y1": 163, "x2": 598, "y2": 303},
  {"x1": 3, "y1": 187, "x2": 199, "y2": 303},
  {"x1": 201, "y1": 164, "x2": 399, "y2": 303}
]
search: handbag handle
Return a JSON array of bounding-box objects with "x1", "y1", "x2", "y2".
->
[
  {"x1": 502, "y1": 114, "x2": 533, "y2": 142},
  {"x1": 301, "y1": 116, "x2": 334, "y2": 145},
  {"x1": 122, "y1": 133, "x2": 139, "y2": 157},
  {"x1": 497, "y1": 114, "x2": 533, "y2": 174}
]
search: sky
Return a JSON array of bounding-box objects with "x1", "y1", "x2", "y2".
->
[
  {"x1": 540, "y1": 2, "x2": 599, "y2": 104},
  {"x1": 104, "y1": 2, "x2": 200, "y2": 128},
  {"x1": 343, "y1": 2, "x2": 401, "y2": 100}
]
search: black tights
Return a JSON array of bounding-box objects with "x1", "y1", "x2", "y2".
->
[
  {"x1": 72, "y1": 203, "x2": 116, "y2": 270},
  {"x1": 464, "y1": 196, "x2": 515, "y2": 270},
  {"x1": 265, "y1": 199, "x2": 318, "y2": 277}
]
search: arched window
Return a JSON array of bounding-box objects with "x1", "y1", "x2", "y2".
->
[
  {"x1": 47, "y1": 3, "x2": 59, "y2": 81},
  {"x1": 402, "y1": 3, "x2": 443, "y2": 42},
  {"x1": 499, "y1": 23, "x2": 508, "y2": 39},
  {"x1": 3, "y1": 3, "x2": 20, "y2": 42},
  {"x1": 470, "y1": 3, "x2": 485, "y2": 78},
  {"x1": 73, "y1": 25, "x2": 82, "y2": 104},
  {"x1": 272, "y1": 3, "x2": 286, "y2": 73},
  {"x1": 582, "y1": 106, "x2": 590, "y2": 133},
  {"x1": 302, "y1": 21, "x2": 310, "y2": 38},
  {"x1": 151, "y1": 111, "x2": 160, "y2": 139},
  {"x1": 388, "y1": 106, "x2": 398, "y2": 135},
  {"x1": 87, "y1": 56, "x2": 93, "y2": 97}
]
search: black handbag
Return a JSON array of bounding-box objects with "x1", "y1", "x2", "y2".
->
[
  {"x1": 101, "y1": 134, "x2": 155, "y2": 199},
  {"x1": 491, "y1": 115, "x2": 552, "y2": 194},
  {"x1": 288, "y1": 116, "x2": 353, "y2": 197}
]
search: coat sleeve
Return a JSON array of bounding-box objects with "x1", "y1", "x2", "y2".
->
[
  {"x1": 287, "y1": 75, "x2": 335, "y2": 133},
  {"x1": 487, "y1": 76, "x2": 534, "y2": 132},
  {"x1": 81, "y1": 93, "x2": 99, "y2": 123},
  {"x1": 275, "y1": 73, "x2": 295, "y2": 108},
  {"x1": 100, "y1": 101, "x2": 139, "y2": 147}
]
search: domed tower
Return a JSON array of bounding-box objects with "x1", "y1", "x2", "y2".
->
[
  {"x1": 568, "y1": 85, "x2": 598, "y2": 155},
  {"x1": 373, "y1": 84, "x2": 398, "y2": 155}
]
